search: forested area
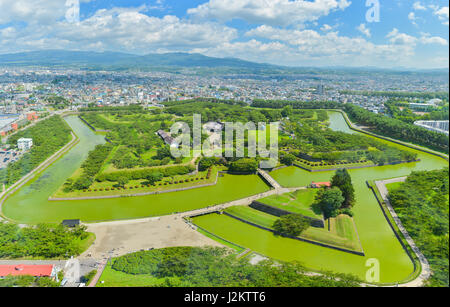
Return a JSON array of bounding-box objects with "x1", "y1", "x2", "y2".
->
[
  {"x1": 280, "y1": 110, "x2": 418, "y2": 165},
  {"x1": 65, "y1": 144, "x2": 113, "y2": 191},
  {"x1": 343, "y1": 104, "x2": 449, "y2": 153},
  {"x1": 252, "y1": 100, "x2": 449, "y2": 153},
  {"x1": 0, "y1": 222, "x2": 91, "y2": 259},
  {"x1": 165, "y1": 100, "x2": 284, "y2": 123},
  {"x1": 79, "y1": 105, "x2": 145, "y2": 112},
  {"x1": 388, "y1": 169, "x2": 449, "y2": 287},
  {"x1": 110, "y1": 247, "x2": 361, "y2": 287},
  {"x1": 339, "y1": 90, "x2": 449, "y2": 100},
  {"x1": 0, "y1": 116, "x2": 72, "y2": 187},
  {"x1": 80, "y1": 112, "x2": 176, "y2": 169},
  {"x1": 384, "y1": 100, "x2": 449, "y2": 124}
]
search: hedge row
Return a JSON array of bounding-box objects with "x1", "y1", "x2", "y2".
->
[{"x1": 96, "y1": 165, "x2": 196, "y2": 182}]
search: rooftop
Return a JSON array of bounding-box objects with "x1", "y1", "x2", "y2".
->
[{"x1": 0, "y1": 265, "x2": 54, "y2": 277}]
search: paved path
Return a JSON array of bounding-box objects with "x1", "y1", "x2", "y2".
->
[
  {"x1": 88, "y1": 260, "x2": 107, "y2": 287},
  {"x1": 375, "y1": 177, "x2": 432, "y2": 287},
  {"x1": 0, "y1": 132, "x2": 78, "y2": 222},
  {"x1": 257, "y1": 168, "x2": 282, "y2": 189}
]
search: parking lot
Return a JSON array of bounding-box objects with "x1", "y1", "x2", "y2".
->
[{"x1": 0, "y1": 148, "x2": 24, "y2": 169}]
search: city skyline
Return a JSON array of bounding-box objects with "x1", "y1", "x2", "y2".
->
[{"x1": 0, "y1": 0, "x2": 448, "y2": 69}]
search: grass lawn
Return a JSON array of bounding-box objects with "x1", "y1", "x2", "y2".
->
[
  {"x1": 192, "y1": 213, "x2": 372, "y2": 280},
  {"x1": 75, "y1": 232, "x2": 96, "y2": 254},
  {"x1": 386, "y1": 182, "x2": 403, "y2": 192},
  {"x1": 97, "y1": 263, "x2": 175, "y2": 287},
  {"x1": 258, "y1": 189, "x2": 322, "y2": 219},
  {"x1": 225, "y1": 206, "x2": 277, "y2": 229},
  {"x1": 302, "y1": 215, "x2": 361, "y2": 252},
  {"x1": 222, "y1": 206, "x2": 362, "y2": 252},
  {"x1": 196, "y1": 228, "x2": 245, "y2": 253}
]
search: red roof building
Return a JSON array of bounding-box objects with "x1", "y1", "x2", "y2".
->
[
  {"x1": 0, "y1": 265, "x2": 55, "y2": 278},
  {"x1": 311, "y1": 182, "x2": 332, "y2": 188}
]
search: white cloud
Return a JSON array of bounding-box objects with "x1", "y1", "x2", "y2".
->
[
  {"x1": 188, "y1": 0, "x2": 351, "y2": 26},
  {"x1": 0, "y1": 0, "x2": 67, "y2": 24},
  {"x1": 0, "y1": 7, "x2": 237, "y2": 54},
  {"x1": 386, "y1": 28, "x2": 417, "y2": 46},
  {"x1": 413, "y1": 1, "x2": 426, "y2": 11},
  {"x1": 356, "y1": 23, "x2": 370, "y2": 38},
  {"x1": 420, "y1": 33, "x2": 448, "y2": 46},
  {"x1": 408, "y1": 12, "x2": 417, "y2": 25},
  {"x1": 434, "y1": 6, "x2": 449, "y2": 25},
  {"x1": 320, "y1": 24, "x2": 333, "y2": 31},
  {"x1": 241, "y1": 25, "x2": 419, "y2": 66}
]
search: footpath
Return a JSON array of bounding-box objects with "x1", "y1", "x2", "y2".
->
[{"x1": 375, "y1": 178, "x2": 431, "y2": 287}]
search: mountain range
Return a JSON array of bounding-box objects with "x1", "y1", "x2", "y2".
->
[
  {"x1": 0, "y1": 50, "x2": 275, "y2": 70},
  {"x1": 0, "y1": 50, "x2": 448, "y2": 75}
]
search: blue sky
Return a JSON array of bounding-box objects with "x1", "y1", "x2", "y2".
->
[{"x1": 0, "y1": 0, "x2": 448, "y2": 68}]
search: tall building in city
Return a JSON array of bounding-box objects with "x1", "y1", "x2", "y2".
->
[{"x1": 317, "y1": 84, "x2": 324, "y2": 95}]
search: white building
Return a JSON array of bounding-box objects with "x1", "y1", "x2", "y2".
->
[
  {"x1": 414, "y1": 121, "x2": 449, "y2": 136},
  {"x1": 17, "y1": 138, "x2": 33, "y2": 151}
]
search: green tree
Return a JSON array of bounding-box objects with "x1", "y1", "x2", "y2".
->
[
  {"x1": 272, "y1": 214, "x2": 310, "y2": 237},
  {"x1": 229, "y1": 158, "x2": 258, "y2": 174},
  {"x1": 146, "y1": 172, "x2": 163, "y2": 185},
  {"x1": 280, "y1": 153, "x2": 296, "y2": 166},
  {"x1": 156, "y1": 146, "x2": 172, "y2": 160},
  {"x1": 281, "y1": 105, "x2": 293, "y2": 118},
  {"x1": 315, "y1": 187, "x2": 345, "y2": 218},
  {"x1": 331, "y1": 169, "x2": 355, "y2": 208},
  {"x1": 117, "y1": 176, "x2": 129, "y2": 188}
]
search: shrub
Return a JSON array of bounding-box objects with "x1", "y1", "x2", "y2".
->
[{"x1": 272, "y1": 214, "x2": 311, "y2": 237}]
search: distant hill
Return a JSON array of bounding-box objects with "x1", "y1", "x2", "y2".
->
[
  {"x1": 0, "y1": 50, "x2": 276, "y2": 70},
  {"x1": 0, "y1": 50, "x2": 447, "y2": 75}
]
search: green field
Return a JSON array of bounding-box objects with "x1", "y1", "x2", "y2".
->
[
  {"x1": 193, "y1": 213, "x2": 373, "y2": 278},
  {"x1": 222, "y1": 206, "x2": 361, "y2": 252},
  {"x1": 225, "y1": 206, "x2": 278, "y2": 228},
  {"x1": 97, "y1": 263, "x2": 172, "y2": 287},
  {"x1": 257, "y1": 189, "x2": 321, "y2": 219},
  {"x1": 385, "y1": 182, "x2": 403, "y2": 192}
]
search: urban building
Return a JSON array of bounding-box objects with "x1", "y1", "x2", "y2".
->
[{"x1": 17, "y1": 138, "x2": 33, "y2": 151}]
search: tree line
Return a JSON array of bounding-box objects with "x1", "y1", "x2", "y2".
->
[
  {"x1": 388, "y1": 169, "x2": 449, "y2": 287},
  {"x1": 0, "y1": 116, "x2": 72, "y2": 187},
  {"x1": 252, "y1": 100, "x2": 448, "y2": 153},
  {"x1": 0, "y1": 222, "x2": 91, "y2": 259},
  {"x1": 110, "y1": 246, "x2": 361, "y2": 287}
]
